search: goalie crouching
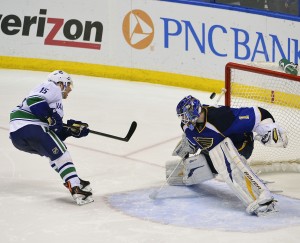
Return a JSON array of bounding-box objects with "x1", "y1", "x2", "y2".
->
[{"x1": 167, "y1": 95, "x2": 288, "y2": 216}]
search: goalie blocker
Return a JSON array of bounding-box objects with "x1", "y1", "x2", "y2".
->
[{"x1": 166, "y1": 137, "x2": 277, "y2": 216}]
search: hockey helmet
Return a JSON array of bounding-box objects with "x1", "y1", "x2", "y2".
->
[
  {"x1": 176, "y1": 95, "x2": 201, "y2": 128},
  {"x1": 47, "y1": 70, "x2": 73, "y2": 92}
]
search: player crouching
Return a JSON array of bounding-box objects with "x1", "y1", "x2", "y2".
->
[
  {"x1": 9, "y1": 70, "x2": 93, "y2": 205},
  {"x1": 167, "y1": 95, "x2": 288, "y2": 216}
]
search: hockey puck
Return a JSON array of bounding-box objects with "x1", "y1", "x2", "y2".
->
[{"x1": 210, "y1": 92, "x2": 216, "y2": 99}]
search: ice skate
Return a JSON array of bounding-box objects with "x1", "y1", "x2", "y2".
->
[
  {"x1": 65, "y1": 181, "x2": 94, "y2": 205},
  {"x1": 79, "y1": 178, "x2": 92, "y2": 192},
  {"x1": 64, "y1": 178, "x2": 92, "y2": 192},
  {"x1": 246, "y1": 197, "x2": 278, "y2": 217}
]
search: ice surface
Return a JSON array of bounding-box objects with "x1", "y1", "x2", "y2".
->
[
  {"x1": 108, "y1": 181, "x2": 300, "y2": 232},
  {"x1": 0, "y1": 69, "x2": 299, "y2": 243}
]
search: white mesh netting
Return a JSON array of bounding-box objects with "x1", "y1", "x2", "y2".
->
[{"x1": 226, "y1": 62, "x2": 300, "y2": 173}]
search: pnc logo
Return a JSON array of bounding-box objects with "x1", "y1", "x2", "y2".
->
[{"x1": 122, "y1": 10, "x2": 154, "y2": 49}]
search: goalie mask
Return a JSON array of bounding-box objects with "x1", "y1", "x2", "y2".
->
[
  {"x1": 47, "y1": 70, "x2": 74, "y2": 93},
  {"x1": 176, "y1": 95, "x2": 201, "y2": 130}
]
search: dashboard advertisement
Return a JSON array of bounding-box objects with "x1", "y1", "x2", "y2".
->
[{"x1": 1, "y1": 0, "x2": 299, "y2": 82}]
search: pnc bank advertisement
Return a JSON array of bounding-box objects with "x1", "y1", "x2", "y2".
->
[{"x1": 1, "y1": 0, "x2": 299, "y2": 80}]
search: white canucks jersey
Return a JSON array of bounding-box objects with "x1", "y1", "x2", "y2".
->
[{"x1": 10, "y1": 81, "x2": 64, "y2": 132}]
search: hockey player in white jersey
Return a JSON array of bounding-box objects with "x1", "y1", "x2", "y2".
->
[
  {"x1": 9, "y1": 70, "x2": 93, "y2": 205},
  {"x1": 168, "y1": 95, "x2": 288, "y2": 216}
]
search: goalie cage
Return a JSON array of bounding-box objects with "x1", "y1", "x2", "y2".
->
[{"x1": 225, "y1": 61, "x2": 300, "y2": 173}]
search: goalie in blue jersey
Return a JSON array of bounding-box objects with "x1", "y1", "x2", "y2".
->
[
  {"x1": 168, "y1": 95, "x2": 288, "y2": 216},
  {"x1": 9, "y1": 70, "x2": 93, "y2": 205}
]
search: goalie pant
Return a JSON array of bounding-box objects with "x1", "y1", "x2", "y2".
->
[{"x1": 167, "y1": 137, "x2": 276, "y2": 215}]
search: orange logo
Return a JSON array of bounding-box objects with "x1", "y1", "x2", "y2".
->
[{"x1": 122, "y1": 10, "x2": 154, "y2": 49}]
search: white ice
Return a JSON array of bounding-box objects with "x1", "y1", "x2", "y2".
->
[{"x1": 0, "y1": 69, "x2": 299, "y2": 243}]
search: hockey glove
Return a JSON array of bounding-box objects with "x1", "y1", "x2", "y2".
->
[
  {"x1": 67, "y1": 119, "x2": 90, "y2": 138},
  {"x1": 47, "y1": 109, "x2": 63, "y2": 133},
  {"x1": 172, "y1": 133, "x2": 198, "y2": 158}
]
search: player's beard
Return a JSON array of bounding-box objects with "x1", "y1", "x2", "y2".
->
[{"x1": 62, "y1": 92, "x2": 68, "y2": 99}]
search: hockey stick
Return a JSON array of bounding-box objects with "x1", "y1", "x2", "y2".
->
[
  {"x1": 89, "y1": 121, "x2": 137, "y2": 142},
  {"x1": 149, "y1": 157, "x2": 184, "y2": 200},
  {"x1": 210, "y1": 88, "x2": 227, "y2": 106},
  {"x1": 64, "y1": 121, "x2": 137, "y2": 142},
  {"x1": 215, "y1": 88, "x2": 227, "y2": 105}
]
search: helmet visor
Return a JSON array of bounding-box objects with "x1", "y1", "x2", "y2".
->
[
  {"x1": 177, "y1": 105, "x2": 201, "y2": 124},
  {"x1": 176, "y1": 96, "x2": 201, "y2": 125}
]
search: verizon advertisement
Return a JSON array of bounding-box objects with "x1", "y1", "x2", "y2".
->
[
  {"x1": 1, "y1": 0, "x2": 299, "y2": 80},
  {"x1": 0, "y1": 9, "x2": 102, "y2": 50}
]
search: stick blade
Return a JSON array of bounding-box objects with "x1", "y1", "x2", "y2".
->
[{"x1": 124, "y1": 121, "x2": 137, "y2": 141}]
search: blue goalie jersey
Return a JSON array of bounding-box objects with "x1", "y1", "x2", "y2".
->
[{"x1": 182, "y1": 105, "x2": 258, "y2": 158}]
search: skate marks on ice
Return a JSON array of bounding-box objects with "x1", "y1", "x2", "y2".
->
[{"x1": 106, "y1": 180, "x2": 300, "y2": 232}]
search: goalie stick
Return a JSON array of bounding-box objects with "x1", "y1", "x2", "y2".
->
[
  {"x1": 65, "y1": 121, "x2": 137, "y2": 142},
  {"x1": 149, "y1": 158, "x2": 184, "y2": 200},
  {"x1": 210, "y1": 88, "x2": 227, "y2": 106}
]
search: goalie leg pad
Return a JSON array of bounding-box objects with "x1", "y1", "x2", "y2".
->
[
  {"x1": 254, "y1": 118, "x2": 288, "y2": 148},
  {"x1": 166, "y1": 154, "x2": 214, "y2": 186},
  {"x1": 166, "y1": 160, "x2": 185, "y2": 186},
  {"x1": 209, "y1": 138, "x2": 276, "y2": 215},
  {"x1": 182, "y1": 154, "x2": 215, "y2": 185}
]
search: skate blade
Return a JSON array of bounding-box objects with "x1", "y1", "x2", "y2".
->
[
  {"x1": 256, "y1": 208, "x2": 278, "y2": 217},
  {"x1": 73, "y1": 195, "x2": 94, "y2": 205},
  {"x1": 255, "y1": 202, "x2": 278, "y2": 217}
]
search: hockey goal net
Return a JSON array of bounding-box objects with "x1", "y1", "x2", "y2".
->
[{"x1": 225, "y1": 62, "x2": 300, "y2": 173}]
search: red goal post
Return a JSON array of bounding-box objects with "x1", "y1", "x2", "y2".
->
[{"x1": 225, "y1": 62, "x2": 300, "y2": 173}]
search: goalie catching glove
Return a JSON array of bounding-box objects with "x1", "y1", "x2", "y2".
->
[
  {"x1": 65, "y1": 119, "x2": 90, "y2": 138},
  {"x1": 254, "y1": 118, "x2": 288, "y2": 148}
]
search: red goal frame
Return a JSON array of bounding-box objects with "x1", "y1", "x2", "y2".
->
[{"x1": 225, "y1": 62, "x2": 300, "y2": 107}]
